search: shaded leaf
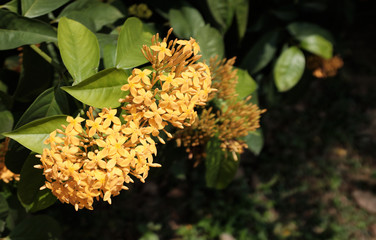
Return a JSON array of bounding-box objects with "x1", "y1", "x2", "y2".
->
[
  {"x1": 168, "y1": 6, "x2": 205, "y2": 39},
  {"x1": 0, "y1": 110, "x2": 13, "y2": 140},
  {"x1": 3, "y1": 115, "x2": 67, "y2": 154},
  {"x1": 18, "y1": 154, "x2": 56, "y2": 213},
  {"x1": 241, "y1": 30, "x2": 279, "y2": 74},
  {"x1": 58, "y1": 17, "x2": 100, "y2": 85},
  {"x1": 15, "y1": 88, "x2": 63, "y2": 129},
  {"x1": 205, "y1": 137, "x2": 239, "y2": 189},
  {"x1": 14, "y1": 45, "x2": 53, "y2": 102},
  {"x1": 9, "y1": 215, "x2": 62, "y2": 240},
  {"x1": 287, "y1": 22, "x2": 334, "y2": 43},
  {"x1": 234, "y1": 0, "x2": 249, "y2": 40},
  {"x1": 206, "y1": 0, "x2": 234, "y2": 32},
  {"x1": 244, "y1": 128, "x2": 263, "y2": 155},
  {"x1": 61, "y1": 68, "x2": 128, "y2": 108},
  {"x1": 0, "y1": 9, "x2": 56, "y2": 50},
  {"x1": 116, "y1": 17, "x2": 152, "y2": 69},
  {"x1": 195, "y1": 25, "x2": 224, "y2": 62},
  {"x1": 58, "y1": 0, "x2": 123, "y2": 31},
  {"x1": 0, "y1": 193, "x2": 9, "y2": 220},
  {"x1": 0, "y1": 0, "x2": 18, "y2": 13},
  {"x1": 300, "y1": 35, "x2": 333, "y2": 59},
  {"x1": 96, "y1": 33, "x2": 118, "y2": 68},
  {"x1": 21, "y1": 0, "x2": 70, "y2": 18},
  {"x1": 273, "y1": 46, "x2": 305, "y2": 92},
  {"x1": 235, "y1": 68, "x2": 257, "y2": 100}
]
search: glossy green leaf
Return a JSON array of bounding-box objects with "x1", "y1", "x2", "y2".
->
[
  {"x1": 273, "y1": 46, "x2": 305, "y2": 92},
  {"x1": 195, "y1": 25, "x2": 224, "y2": 62},
  {"x1": 116, "y1": 17, "x2": 152, "y2": 69},
  {"x1": 300, "y1": 35, "x2": 333, "y2": 59},
  {"x1": 58, "y1": 0, "x2": 123, "y2": 31},
  {"x1": 241, "y1": 31, "x2": 279, "y2": 74},
  {"x1": 0, "y1": 110, "x2": 13, "y2": 140},
  {"x1": 234, "y1": 0, "x2": 249, "y2": 40},
  {"x1": 9, "y1": 215, "x2": 62, "y2": 240},
  {"x1": 14, "y1": 45, "x2": 53, "y2": 102},
  {"x1": 17, "y1": 154, "x2": 56, "y2": 212},
  {"x1": 235, "y1": 68, "x2": 257, "y2": 100},
  {"x1": 58, "y1": 17, "x2": 100, "y2": 85},
  {"x1": 61, "y1": 68, "x2": 128, "y2": 108},
  {"x1": 205, "y1": 137, "x2": 239, "y2": 189},
  {"x1": 168, "y1": 6, "x2": 205, "y2": 39},
  {"x1": 206, "y1": 0, "x2": 234, "y2": 32},
  {"x1": 0, "y1": 9, "x2": 57, "y2": 50},
  {"x1": 15, "y1": 88, "x2": 63, "y2": 129},
  {"x1": 287, "y1": 22, "x2": 334, "y2": 43},
  {"x1": 0, "y1": 0, "x2": 18, "y2": 13},
  {"x1": 3, "y1": 115, "x2": 67, "y2": 154},
  {"x1": 21, "y1": 0, "x2": 70, "y2": 18},
  {"x1": 244, "y1": 128, "x2": 264, "y2": 155}
]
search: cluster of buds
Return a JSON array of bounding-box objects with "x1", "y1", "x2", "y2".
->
[
  {"x1": 37, "y1": 29, "x2": 214, "y2": 210},
  {"x1": 0, "y1": 138, "x2": 20, "y2": 183},
  {"x1": 306, "y1": 55, "x2": 343, "y2": 78},
  {"x1": 175, "y1": 57, "x2": 265, "y2": 162}
]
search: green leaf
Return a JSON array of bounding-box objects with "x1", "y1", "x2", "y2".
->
[
  {"x1": 15, "y1": 88, "x2": 63, "y2": 129},
  {"x1": 241, "y1": 30, "x2": 279, "y2": 74},
  {"x1": 0, "y1": 9, "x2": 57, "y2": 50},
  {"x1": 58, "y1": 17, "x2": 100, "y2": 85},
  {"x1": 287, "y1": 22, "x2": 334, "y2": 44},
  {"x1": 206, "y1": 0, "x2": 234, "y2": 33},
  {"x1": 3, "y1": 115, "x2": 68, "y2": 154},
  {"x1": 0, "y1": 0, "x2": 18, "y2": 13},
  {"x1": 58, "y1": 0, "x2": 123, "y2": 31},
  {"x1": 0, "y1": 110, "x2": 13, "y2": 140},
  {"x1": 205, "y1": 137, "x2": 239, "y2": 189},
  {"x1": 244, "y1": 128, "x2": 263, "y2": 155},
  {"x1": 9, "y1": 215, "x2": 62, "y2": 240},
  {"x1": 5, "y1": 140, "x2": 30, "y2": 174},
  {"x1": 14, "y1": 45, "x2": 53, "y2": 103},
  {"x1": 21, "y1": 0, "x2": 70, "y2": 18},
  {"x1": 300, "y1": 35, "x2": 333, "y2": 59},
  {"x1": 116, "y1": 17, "x2": 152, "y2": 69},
  {"x1": 273, "y1": 46, "x2": 305, "y2": 92},
  {"x1": 0, "y1": 193, "x2": 9, "y2": 220},
  {"x1": 234, "y1": 0, "x2": 249, "y2": 40},
  {"x1": 96, "y1": 33, "x2": 118, "y2": 68},
  {"x1": 17, "y1": 154, "x2": 56, "y2": 212},
  {"x1": 235, "y1": 68, "x2": 257, "y2": 100},
  {"x1": 168, "y1": 6, "x2": 205, "y2": 39},
  {"x1": 61, "y1": 68, "x2": 128, "y2": 108},
  {"x1": 195, "y1": 25, "x2": 224, "y2": 62}
]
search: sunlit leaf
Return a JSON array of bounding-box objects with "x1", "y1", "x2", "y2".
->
[
  {"x1": 116, "y1": 17, "x2": 152, "y2": 69},
  {"x1": 300, "y1": 35, "x2": 333, "y2": 59},
  {"x1": 235, "y1": 68, "x2": 257, "y2": 100},
  {"x1": 0, "y1": 9, "x2": 57, "y2": 50},
  {"x1": 61, "y1": 68, "x2": 128, "y2": 108},
  {"x1": 17, "y1": 154, "x2": 56, "y2": 213},
  {"x1": 205, "y1": 137, "x2": 239, "y2": 189},
  {"x1": 287, "y1": 22, "x2": 334, "y2": 43},
  {"x1": 21, "y1": 0, "x2": 70, "y2": 18},
  {"x1": 195, "y1": 25, "x2": 224, "y2": 62},
  {"x1": 58, "y1": 17, "x2": 100, "y2": 85},
  {"x1": 241, "y1": 30, "x2": 279, "y2": 74},
  {"x1": 273, "y1": 46, "x2": 305, "y2": 92},
  {"x1": 3, "y1": 115, "x2": 68, "y2": 154},
  {"x1": 168, "y1": 6, "x2": 205, "y2": 39}
]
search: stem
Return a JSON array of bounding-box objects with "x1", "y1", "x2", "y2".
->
[{"x1": 30, "y1": 44, "x2": 52, "y2": 64}]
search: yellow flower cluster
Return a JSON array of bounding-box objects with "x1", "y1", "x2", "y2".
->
[
  {"x1": 175, "y1": 57, "x2": 265, "y2": 162},
  {"x1": 0, "y1": 138, "x2": 20, "y2": 183},
  {"x1": 37, "y1": 29, "x2": 214, "y2": 210},
  {"x1": 306, "y1": 55, "x2": 344, "y2": 78}
]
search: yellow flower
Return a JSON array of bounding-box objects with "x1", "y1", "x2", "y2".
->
[{"x1": 150, "y1": 42, "x2": 172, "y2": 62}]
